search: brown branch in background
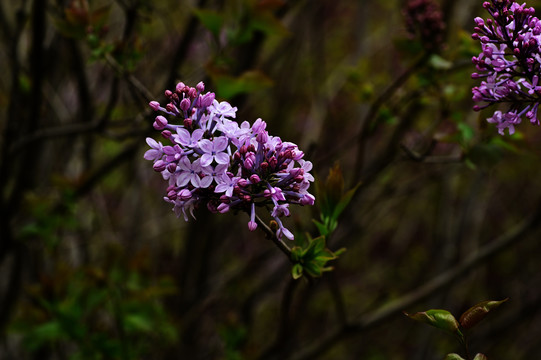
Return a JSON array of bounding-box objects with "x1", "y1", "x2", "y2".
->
[
  {"x1": 258, "y1": 278, "x2": 300, "y2": 360},
  {"x1": 105, "y1": 53, "x2": 155, "y2": 103},
  {"x1": 350, "y1": 54, "x2": 428, "y2": 184},
  {"x1": 165, "y1": 0, "x2": 209, "y2": 88},
  {"x1": 291, "y1": 199, "x2": 541, "y2": 360}
]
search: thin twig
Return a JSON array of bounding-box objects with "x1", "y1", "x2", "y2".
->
[
  {"x1": 351, "y1": 54, "x2": 429, "y2": 184},
  {"x1": 254, "y1": 214, "x2": 293, "y2": 260},
  {"x1": 104, "y1": 53, "x2": 155, "y2": 103}
]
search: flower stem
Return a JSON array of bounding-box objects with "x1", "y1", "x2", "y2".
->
[{"x1": 254, "y1": 214, "x2": 293, "y2": 260}]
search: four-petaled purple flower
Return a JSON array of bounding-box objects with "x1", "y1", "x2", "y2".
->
[{"x1": 198, "y1": 137, "x2": 230, "y2": 167}]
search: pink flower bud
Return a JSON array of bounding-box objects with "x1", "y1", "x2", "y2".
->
[
  {"x1": 217, "y1": 203, "x2": 230, "y2": 213},
  {"x1": 178, "y1": 189, "x2": 192, "y2": 201},
  {"x1": 161, "y1": 130, "x2": 172, "y2": 139},
  {"x1": 248, "y1": 221, "x2": 257, "y2": 231},
  {"x1": 249, "y1": 174, "x2": 260, "y2": 184},
  {"x1": 166, "y1": 163, "x2": 177, "y2": 173},
  {"x1": 180, "y1": 98, "x2": 191, "y2": 111},
  {"x1": 153, "y1": 160, "x2": 167, "y2": 172},
  {"x1": 149, "y1": 101, "x2": 160, "y2": 111},
  {"x1": 153, "y1": 115, "x2": 168, "y2": 130},
  {"x1": 176, "y1": 82, "x2": 185, "y2": 93}
]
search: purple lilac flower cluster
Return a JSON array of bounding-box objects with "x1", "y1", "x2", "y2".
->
[
  {"x1": 472, "y1": 0, "x2": 541, "y2": 135},
  {"x1": 403, "y1": 0, "x2": 445, "y2": 52},
  {"x1": 144, "y1": 82, "x2": 315, "y2": 240}
]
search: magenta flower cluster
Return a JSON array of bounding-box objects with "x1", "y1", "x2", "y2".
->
[
  {"x1": 144, "y1": 82, "x2": 315, "y2": 240},
  {"x1": 472, "y1": 0, "x2": 541, "y2": 135}
]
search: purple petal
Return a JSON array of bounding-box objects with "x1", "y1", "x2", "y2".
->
[
  {"x1": 175, "y1": 128, "x2": 192, "y2": 146},
  {"x1": 176, "y1": 173, "x2": 191, "y2": 187},
  {"x1": 199, "y1": 175, "x2": 213, "y2": 188},
  {"x1": 214, "y1": 136, "x2": 229, "y2": 151},
  {"x1": 200, "y1": 154, "x2": 213, "y2": 167},
  {"x1": 191, "y1": 129, "x2": 204, "y2": 142},
  {"x1": 199, "y1": 139, "x2": 213, "y2": 153},
  {"x1": 215, "y1": 152, "x2": 230, "y2": 165},
  {"x1": 190, "y1": 175, "x2": 201, "y2": 188},
  {"x1": 144, "y1": 149, "x2": 160, "y2": 161},
  {"x1": 146, "y1": 137, "x2": 159, "y2": 149}
]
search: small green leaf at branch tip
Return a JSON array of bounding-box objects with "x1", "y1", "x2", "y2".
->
[
  {"x1": 473, "y1": 354, "x2": 488, "y2": 360},
  {"x1": 192, "y1": 8, "x2": 224, "y2": 38},
  {"x1": 289, "y1": 236, "x2": 345, "y2": 279},
  {"x1": 404, "y1": 309, "x2": 462, "y2": 336},
  {"x1": 291, "y1": 264, "x2": 303, "y2": 280},
  {"x1": 444, "y1": 354, "x2": 465, "y2": 360},
  {"x1": 429, "y1": 54, "x2": 453, "y2": 70},
  {"x1": 459, "y1": 298, "x2": 508, "y2": 330}
]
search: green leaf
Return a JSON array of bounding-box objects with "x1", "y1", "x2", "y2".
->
[
  {"x1": 473, "y1": 354, "x2": 488, "y2": 360},
  {"x1": 249, "y1": 12, "x2": 289, "y2": 38},
  {"x1": 331, "y1": 182, "x2": 361, "y2": 221},
  {"x1": 429, "y1": 54, "x2": 453, "y2": 70},
  {"x1": 312, "y1": 219, "x2": 329, "y2": 237},
  {"x1": 459, "y1": 298, "x2": 508, "y2": 330},
  {"x1": 291, "y1": 264, "x2": 303, "y2": 280},
  {"x1": 212, "y1": 70, "x2": 273, "y2": 99},
  {"x1": 457, "y1": 122, "x2": 475, "y2": 143},
  {"x1": 193, "y1": 8, "x2": 224, "y2": 38},
  {"x1": 125, "y1": 314, "x2": 153, "y2": 333},
  {"x1": 444, "y1": 354, "x2": 466, "y2": 360},
  {"x1": 24, "y1": 321, "x2": 65, "y2": 350},
  {"x1": 290, "y1": 235, "x2": 344, "y2": 279},
  {"x1": 405, "y1": 309, "x2": 462, "y2": 336}
]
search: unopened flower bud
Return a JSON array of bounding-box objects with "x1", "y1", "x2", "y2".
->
[
  {"x1": 165, "y1": 90, "x2": 173, "y2": 97},
  {"x1": 178, "y1": 189, "x2": 192, "y2": 201},
  {"x1": 176, "y1": 82, "x2": 185, "y2": 93},
  {"x1": 149, "y1": 101, "x2": 161, "y2": 111},
  {"x1": 161, "y1": 130, "x2": 172, "y2": 139},
  {"x1": 153, "y1": 115, "x2": 168, "y2": 130},
  {"x1": 153, "y1": 160, "x2": 167, "y2": 172},
  {"x1": 200, "y1": 93, "x2": 215, "y2": 107},
  {"x1": 250, "y1": 174, "x2": 260, "y2": 184},
  {"x1": 180, "y1": 98, "x2": 191, "y2": 111},
  {"x1": 196, "y1": 81, "x2": 205, "y2": 92},
  {"x1": 248, "y1": 221, "x2": 257, "y2": 231},
  {"x1": 167, "y1": 189, "x2": 177, "y2": 200},
  {"x1": 166, "y1": 163, "x2": 177, "y2": 173},
  {"x1": 217, "y1": 203, "x2": 230, "y2": 213}
]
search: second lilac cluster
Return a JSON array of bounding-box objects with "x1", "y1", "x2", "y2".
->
[
  {"x1": 144, "y1": 82, "x2": 314, "y2": 240},
  {"x1": 472, "y1": 0, "x2": 541, "y2": 135}
]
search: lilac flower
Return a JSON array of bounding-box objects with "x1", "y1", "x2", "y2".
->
[
  {"x1": 144, "y1": 138, "x2": 163, "y2": 161},
  {"x1": 198, "y1": 137, "x2": 230, "y2": 167},
  {"x1": 143, "y1": 81, "x2": 315, "y2": 240},
  {"x1": 210, "y1": 100, "x2": 237, "y2": 119},
  {"x1": 472, "y1": 0, "x2": 541, "y2": 134},
  {"x1": 200, "y1": 164, "x2": 228, "y2": 188},
  {"x1": 176, "y1": 157, "x2": 202, "y2": 188},
  {"x1": 215, "y1": 175, "x2": 240, "y2": 198},
  {"x1": 173, "y1": 127, "x2": 204, "y2": 148}
]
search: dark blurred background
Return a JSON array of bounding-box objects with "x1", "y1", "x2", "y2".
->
[{"x1": 1, "y1": 0, "x2": 541, "y2": 359}]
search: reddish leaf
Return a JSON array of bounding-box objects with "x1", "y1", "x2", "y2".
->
[{"x1": 459, "y1": 298, "x2": 508, "y2": 330}]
